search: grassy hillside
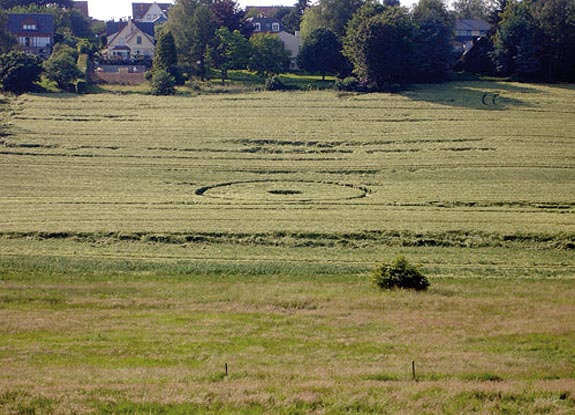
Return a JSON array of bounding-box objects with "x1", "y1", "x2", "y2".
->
[{"x1": 0, "y1": 82, "x2": 574, "y2": 414}]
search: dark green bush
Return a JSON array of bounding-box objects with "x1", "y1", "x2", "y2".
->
[
  {"x1": 264, "y1": 75, "x2": 285, "y2": 91},
  {"x1": 0, "y1": 51, "x2": 42, "y2": 93},
  {"x1": 150, "y1": 69, "x2": 176, "y2": 95},
  {"x1": 335, "y1": 76, "x2": 360, "y2": 92},
  {"x1": 371, "y1": 256, "x2": 430, "y2": 291},
  {"x1": 75, "y1": 80, "x2": 87, "y2": 94}
]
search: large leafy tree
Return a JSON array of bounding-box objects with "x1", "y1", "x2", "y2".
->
[
  {"x1": 169, "y1": 0, "x2": 253, "y2": 79},
  {"x1": 43, "y1": 43, "x2": 82, "y2": 91},
  {"x1": 211, "y1": 0, "x2": 252, "y2": 37},
  {"x1": 529, "y1": 0, "x2": 575, "y2": 82},
  {"x1": 297, "y1": 27, "x2": 347, "y2": 80},
  {"x1": 412, "y1": 0, "x2": 454, "y2": 83},
  {"x1": 169, "y1": 0, "x2": 203, "y2": 66},
  {"x1": 492, "y1": 0, "x2": 542, "y2": 81},
  {"x1": 168, "y1": 1, "x2": 218, "y2": 78},
  {"x1": 0, "y1": 51, "x2": 42, "y2": 93},
  {"x1": 190, "y1": 4, "x2": 218, "y2": 80},
  {"x1": 248, "y1": 33, "x2": 290, "y2": 76},
  {"x1": 344, "y1": 4, "x2": 417, "y2": 89},
  {"x1": 300, "y1": 0, "x2": 365, "y2": 39},
  {"x1": 213, "y1": 27, "x2": 252, "y2": 82}
]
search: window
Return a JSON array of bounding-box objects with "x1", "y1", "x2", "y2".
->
[
  {"x1": 272, "y1": 23, "x2": 280, "y2": 32},
  {"x1": 23, "y1": 24, "x2": 37, "y2": 30},
  {"x1": 254, "y1": 22, "x2": 261, "y2": 31},
  {"x1": 137, "y1": 36, "x2": 142, "y2": 45},
  {"x1": 24, "y1": 37, "x2": 31, "y2": 47},
  {"x1": 146, "y1": 14, "x2": 151, "y2": 20}
]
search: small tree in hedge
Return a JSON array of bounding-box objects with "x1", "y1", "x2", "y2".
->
[
  {"x1": 371, "y1": 256, "x2": 430, "y2": 291},
  {"x1": 150, "y1": 69, "x2": 176, "y2": 95},
  {"x1": 43, "y1": 44, "x2": 82, "y2": 91}
]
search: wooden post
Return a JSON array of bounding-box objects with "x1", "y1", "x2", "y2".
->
[
  {"x1": 225, "y1": 363, "x2": 228, "y2": 377},
  {"x1": 412, "y1": 361, "x2": 416, "y2": 381}
]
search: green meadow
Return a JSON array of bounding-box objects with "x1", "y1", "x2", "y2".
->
[{"x1": 0, "y1": 81, "x2": 574, "y2": 414}]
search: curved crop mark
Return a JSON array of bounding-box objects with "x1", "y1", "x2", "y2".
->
[{"x1": 195, "y1": 180, "x2": 370, "y2": 202}]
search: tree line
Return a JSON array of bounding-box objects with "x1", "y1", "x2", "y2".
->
[{"x1": 1, "y1": 0, "x2": 574, "y2": 94}]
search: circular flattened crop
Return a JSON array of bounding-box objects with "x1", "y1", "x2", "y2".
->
[{"x1": 196, "y1": 180, "x2": 367, "y2": 202}]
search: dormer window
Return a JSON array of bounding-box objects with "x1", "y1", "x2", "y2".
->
[
  {"x1": 23, "y1": 23, "x2": 37, "y2": 31},
  {"x1": 254, "y1": 22, "x2": 261, "y2": 31},
  {"x1": 272, "y1": 22, "x2": 280, "y2": 32}
]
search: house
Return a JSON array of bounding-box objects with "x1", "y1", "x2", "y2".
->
[
  {"x1": 104, "y1": 19, "x2": 155, "y2": 60},
  {"x1": 248, "y1": 17, "x2": 302, "y2": 70},
  {"x1": 455, "y1": 19, "x2": 491, "y2": 50},
  {"x1": 73, "y1": 1, "x2": 90, "y2": 19},
  {"x1": 249, "y1": 16, "x2": 284, "y2": 34},
  {"x1": 132, "y1": 2, "x2": 172, "y2": 23},
  {"x1": 278, "y1": 31, "x2": 302, "y2": 70},
  {"x1": 7, "y1": 13, "x2": 54, "y2": 58}
]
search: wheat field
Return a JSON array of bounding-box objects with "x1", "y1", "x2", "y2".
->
[{"x1": 0, "y1": 81, "x2": 574, "y2": 414}]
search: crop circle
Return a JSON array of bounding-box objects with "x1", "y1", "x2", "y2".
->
[{"x1": 196, "y1": 180, "x2": 367, "y2": 202}]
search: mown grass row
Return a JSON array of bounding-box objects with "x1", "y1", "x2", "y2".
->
[{"x1": 1, "y1": 229, "x2": 574, "y2": 249}]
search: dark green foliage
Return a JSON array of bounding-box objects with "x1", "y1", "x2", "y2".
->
[
  {"x1": 492, "y1": 0, "x2": 542, "y2": 81},
  {"x1": 75, "y1": 79, "x2": 87, "y2": 94},
  {"x1": 335, "y1": 76, "x2": 361, "y2": 92},
  {"x1": 0, "y1": 51, "x2": 42, "y2": 93},
  {"x1": 153, "y1": 30, "x2": 185, "y2": 84},
  {"x1": 344, "y1": 5, "x2": 417, "y2": 90},
  {"x1": 211, "y1": 0, "x2": 252, "y2": 37},
  {"x1": 168, "y1": 0, "x2": 219, "y2": 79},
  {"x1": 297, "y1": 28, "x2": 347, "y2": 80},
  {"x1": 530, "y1": 0, "x2": 575, "y2": 82},
  {"x1": 214, "y1": 27, "x2": 252, "y2": 82},
  {"x1": 0, "y1": 10, "x2": 16, "y2": 53},
  {"x1": 150, "y1": 69, "x2": 176, "y2": 95},
  {"x1": 43, "y1": 44, "x2": 82, "y2": 91},
  {"x1": 412, "y1": 0, "x2": 455, "y2": 83},
  {"x1": 455, "y1": 36, "x2": 495, "y2": 75},
  {"x1": 153, "y1": 31, "x2": 178, "y2": 71},
  {"x1": 300, "y1": 0, "x2": 365, "y2": 39},
  {"x1": 264, "y1": 75, "x2": 286, "y2": 91},
  {"x1": 493, "y1": 0, "x2": 575, "y2": 82},
  {"x1": 248, "y1": 33, "x2": 290, "y2": 76},
  {"x1": 344, "y1": 0, "x2": 456, "y2": 88},
  {"x1": 371, "y1": 256, "x2": 430, "y2": 291}
]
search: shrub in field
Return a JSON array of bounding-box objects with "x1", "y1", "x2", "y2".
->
[
  {"x1": 150, "y1": 69, "x2": 176, "y2": 95},
  {"x1": 335, "y1": 76, "x2": 361, "y2": 92},
  {"x1": 75, "y1": 80, "x2": 87, "y2": 94},
  {"x1": 371, "y1": 256, "x2": 430, "y2": 291},
  {"x1": 264, "y1": 75, "x2": 286, "y2": 91}
]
